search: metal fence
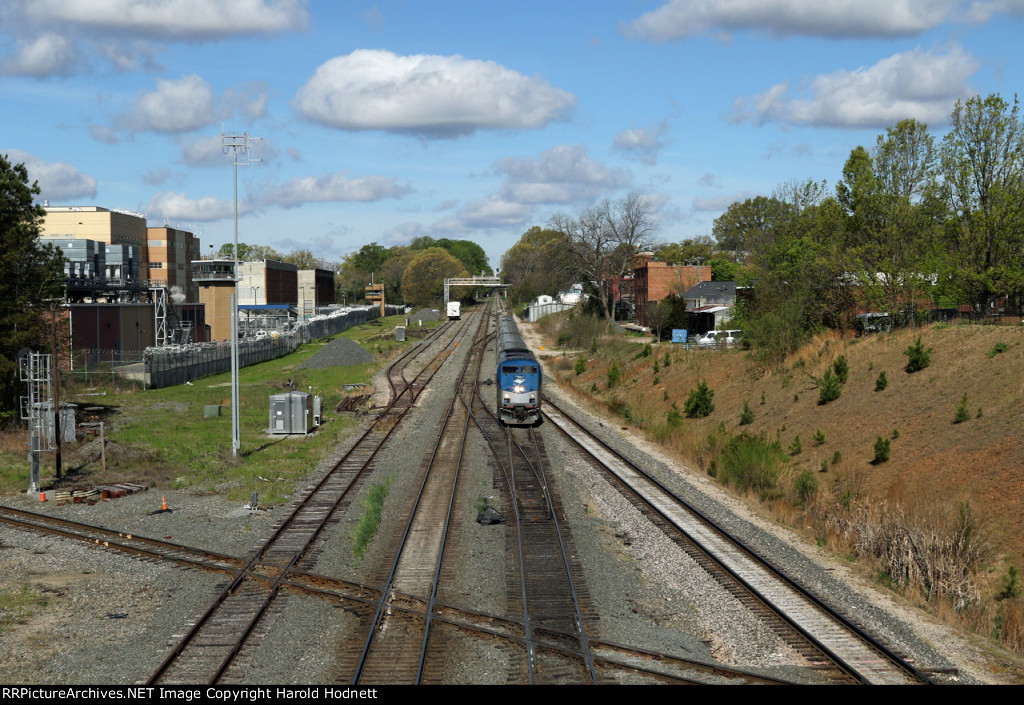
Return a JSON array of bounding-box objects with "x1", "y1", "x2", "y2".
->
[{"x1": 140, "y1": 304, "x2": 405, "y2": 389}]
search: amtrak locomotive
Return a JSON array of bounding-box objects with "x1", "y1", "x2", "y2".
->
[{"x1": 495, "y1": 314, "x2": 542, "y2": 427}]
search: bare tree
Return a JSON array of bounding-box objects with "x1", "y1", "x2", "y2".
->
[{"x1": 550, "y1": 192, "x2": 657, "y2": 320}]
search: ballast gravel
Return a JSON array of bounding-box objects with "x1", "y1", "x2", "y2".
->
[{"x1": 0, "y1": 315, "x2": 1000, "y2": 685}]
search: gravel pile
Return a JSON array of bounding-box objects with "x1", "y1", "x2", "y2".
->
[
  {"x1": 407, "y1": 308, "x2": 441, "y2": 324},
  {"x1": 299, "y1": 337, "x2": 373, "y2": 369}
]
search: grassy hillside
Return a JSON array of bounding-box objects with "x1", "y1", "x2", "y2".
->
[{"x1": 539, "y1": 316, "x2": 1024, "y2": 659}]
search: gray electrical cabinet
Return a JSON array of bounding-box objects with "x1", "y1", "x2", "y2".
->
[{"x1": 269, "y1": 391, "x2": 314, "y2": 434}]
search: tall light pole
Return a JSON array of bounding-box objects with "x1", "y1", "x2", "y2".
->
[{"x1": 222, "y1": 129, "x2": 261, "y2": 457}]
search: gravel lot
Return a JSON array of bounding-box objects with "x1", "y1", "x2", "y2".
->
[{"x1": 0, "y1": 312, "x2": 1007, "y2": 684}]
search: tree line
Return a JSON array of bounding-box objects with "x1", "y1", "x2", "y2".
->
[
  {"x1": 502, "y1": 94, "x2": 1024, "y2": 363},
  {"x1": 336, "y1": 236, "x2": 490, "y2": 308}
]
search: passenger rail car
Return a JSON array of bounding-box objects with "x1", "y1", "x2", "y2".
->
[{"x1": 496, "y1": 314, "x2": 542, "y2": 427}]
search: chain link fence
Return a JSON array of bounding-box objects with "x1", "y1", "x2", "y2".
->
[{"x1": 63, "y1": 304, "x2": 405, "y2": 390}]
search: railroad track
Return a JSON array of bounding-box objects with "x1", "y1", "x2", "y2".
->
[
  {"x1": 542, "y1": 395, "x2": 934, "y2": 686},
  {"x1": 145, "y1": 319, "x2": 466, "y2": 684}
]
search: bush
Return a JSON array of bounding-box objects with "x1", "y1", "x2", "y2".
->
[
  {"x1": 607, "y1": 363, "x2": 621, "y2": 389},
  {"x1": 872, "y1": 436, "x2": 891, "y2": 464},
  {"x1": 666, "y1": 403, "x2": 682, "y2": 428},
  {"x1": 988, "y1": 342, "x2": 1009, "y2": 358},
  {"x1": 833, "y1": 355, "x2": 849, "y2": 384},
  {"x1": 739, "y1": 400, "x2": 755, "y2": 426},
  {"x1": 663, "y1": 350, "x2": 671, "y2": 368},
  {"x1": 818, "y1": 368, "x2": 842, "y2": 404},
  {"x1": 954, "y1": 393, "x2": 970, "y2": 424},
  {"x1": 684, "y1": 379, "x2": 715, "y2": 418},
  {"x1": 788, "y1": 435, "x2": 803, "y2": 456},
  {"x1": 795, "y1": 469, "x2": 818, "y2": 506},
  {"x1": 574, "y1": 358, "x2": 586, "y2": 375},
  {"x1": 812, "y1": 429, "x2": 826, "y2": 446},
  {"x1": 875, "y1": 370, "x2": 888, "y2": 391},
  {"x1": 904, "y1": 336, "x2": 932, "y2": 373},
  {"x1": 715, "y1": 432, "x2": 786, "y2": 492}
]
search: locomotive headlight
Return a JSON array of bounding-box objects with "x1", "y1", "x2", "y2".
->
[
  {"x1": 513, "y1": 384, "x2": 525, "y2": 394},
  {"x1": 503, "y1": 392, "x2": 511, "y2": 400}
]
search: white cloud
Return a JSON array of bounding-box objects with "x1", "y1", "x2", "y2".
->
[
  {"x1": 142, "y1": 168, "x2": 173, "y2": 186},
  {"x1": 623, "y1": 0, "x2": 970, "y2": 41},
  {"x1": 146, "y1": 191, "x2": 238, "y2": 221},
  {"x1": 178, "y1": 135, "x2": 232, "y2": 167},
  {"x1": 4, "y1": 149, "x2": 97, "y2": 201},
  {"x1": 457, "y1": 197, "x2": 534, "y2": 229},
  {"x1": 24, "y1": 0, "x2": 307, "y2": 39},
  {"x1": 292, "y1": 49, "x2": 576, "y2": 137},
  {"x1": 0, "y1": 33, "x2": 77, "y2": 76},
  {"x1": 255, "y1": 171, "x2": 412, "y2": 208},
  {"x1": 1, "y1": 1, "x2": 305, "y2": 77},
  {"x1": 89, "y1": 125, "x2": 121, "y2": 145},
  {"x1": 697, "y1": 173, "x2": 719, "y2": 187},
  {"x1": 612, "y1": 120, "x2": 670, "y2": 165},
  {"x1": 693, "y1": 191, "x2": 756, "y2": 212},
  {"x1": 93, "y1": 39, "x2": 162, "y2": 72},
  {"x1": 123, "y1": 75, "x2": 217, "y2": 133},
  {"x1": 730, "y1": 47, "x2": 979, "y2": 128},
  {"x1": 496, "y1": 144, "x2": 630, "y2": 204}
]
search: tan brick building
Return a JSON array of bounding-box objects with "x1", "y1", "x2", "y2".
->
[
  {"x1": 41, "y1": 206, "x2": 149, "y2": 273},
  {"x1": 146, "y1": 226, "x2": 201, "y2": 302},
  {"x1": 633, "y1": 260, "x2": 712, "y2": 327}
]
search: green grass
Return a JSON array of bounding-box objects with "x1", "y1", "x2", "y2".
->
[
  {"x1": 353, "y1": 480, "x2": 391, "y2": 560},
  {"x1": 2, "y1": 314, "x2": 435, "y2": 504},
  {"x1": 0, "y1": 585, "x2": 47, "y2": 635}
]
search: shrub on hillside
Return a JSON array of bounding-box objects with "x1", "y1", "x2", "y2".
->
[
  {"x1": 904, "y1": 336, "x2": 932, "y2": 373},
  {"x1": 795, "y1": 469, "x2": 818, "y2": 506},
  {"x1": 954, "y1": 393, "x2": 970, "y2": 424},
  {"x1": 817, "y1": 368, "x2": 842, "y2": 404},
  {"x1": 574, "y1": 358, "x2": 586, "y2": 375},
  {"x1": 739, "y1": 400, "x2": 755, "y2": 426},
  {"x1": 872, "y1": 436, "x2": 891, "y2": 464},
  {"x1": 789, "y1": 435, "x2": 803, "y2": 456},
  {"x1": 833, "y1": 355, "x2": 849, "y2": 384},
  {"x1": 875, "y1": 370, "x2": 888, "y2": 391},
  {"x1": 684, "y1": 380, "x2": 715, "y2": 418},
  {"x1": 607, "y1": 363, "x2": 621, "y2": 389},
  {"x1": 714, "y1": 432, "x2": 786, "y2": 492}
]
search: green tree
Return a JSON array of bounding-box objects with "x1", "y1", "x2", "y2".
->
[
  {"x1": 400, "y1": 248, "x2": 469, "y2": 307},
  {"x1": 837, "y1": 120, "x2": 939, "y2": 320},
  {"x1": 0, "y1": 154, "x2": 65, "y2": 419},
  {"x1": 684, "y1": 380, "x2": 715, "y2": 418},
  {"x1": 938, "y1": 94, "x2": 1024, "y2": 312},
  {"x1": 500, "y1": 227, "x2": 571, "y2": 304},
  {"x1": 739, "y1": 400, "x2": 755, "y2": 426},
  {"x1": 216, "y1": 242, "x2": 282, "y2": 261},
  {"x1": 281, "y1": 248, "x2": 326, "y2": 270},
  {"x1": 817, "y1": 368, "x2": 842, "y2": 404},
  {"x1": 712, "y1": 195, "x2": 793, "y2": 254},
  {"x1": 904, "y1": 336, "x2": 932, "y2": 373}
]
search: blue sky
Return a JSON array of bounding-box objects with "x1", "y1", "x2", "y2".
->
[{"x1": 3, "y1": 1, "x2": 1023, "y2": 270}]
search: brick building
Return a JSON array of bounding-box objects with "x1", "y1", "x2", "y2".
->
[{"x1": 633, "y1": 260, "x2": 712, "y2": 327}]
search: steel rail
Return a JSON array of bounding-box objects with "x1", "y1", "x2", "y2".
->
[
  {"x1": 543, "y1": 395, "x2": 933, "y2": 685},
  {"x1": 350, "y1": 311, "x2": 481, "y2": 683},
  {"x1": 146, "y1": 321, "x2": 462, "y2": 684}
]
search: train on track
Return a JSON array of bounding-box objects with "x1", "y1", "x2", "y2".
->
[{"x1": 496, "y1": 313, "x2": 542, "y2": 427}]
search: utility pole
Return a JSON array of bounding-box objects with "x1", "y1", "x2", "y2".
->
[{"x1": 222, "y1": 129, "x2": 261, "y2": 458}]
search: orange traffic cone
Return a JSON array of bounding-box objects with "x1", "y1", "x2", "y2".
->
[{"x1": 161, "y1": 495, "x2": 168, "y2": 511}]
